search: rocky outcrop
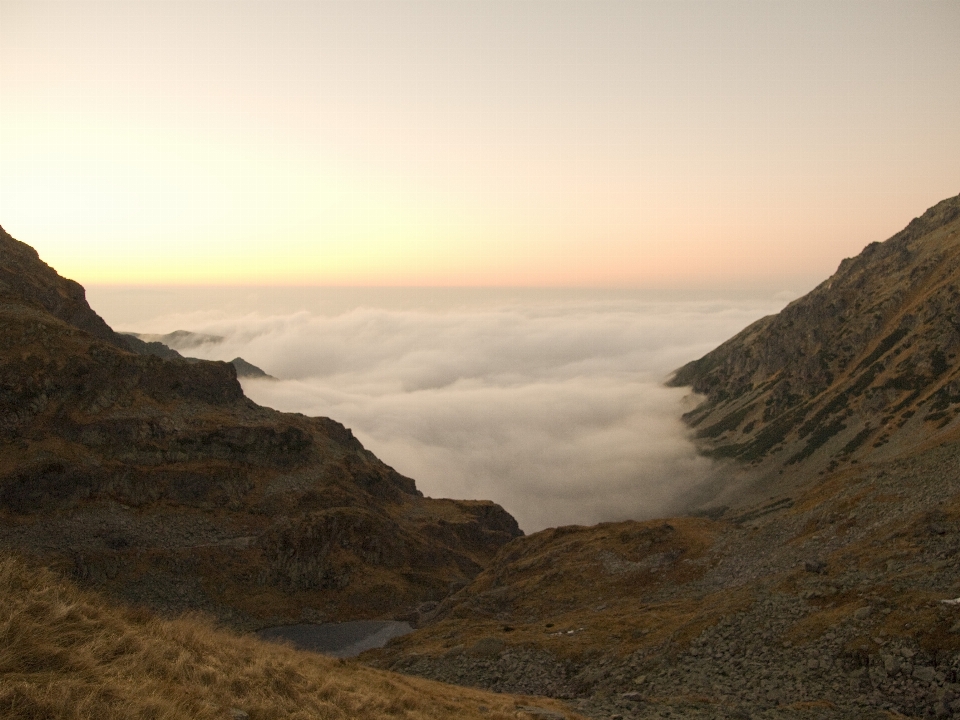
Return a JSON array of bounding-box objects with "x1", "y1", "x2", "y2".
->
[
  {"x1": 0, "y1": 225, "x2": 129, "y2": 348},
  {"x1": 0, "y1": 226, "x2": 522, "y2": 628},
  {"x1": 229, "y1": 356, "x2": 275, "y2": 379},
  {"x1": 669, "y1": 193, "x2": 960, "y2": 473},
  {"x1": 121, "y1": 331, "x2": 275, "y2": 378}
]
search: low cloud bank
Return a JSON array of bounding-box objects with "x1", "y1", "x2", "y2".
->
[{"x1": 93, "y1": 291, "x2": 785, "y2": 531}]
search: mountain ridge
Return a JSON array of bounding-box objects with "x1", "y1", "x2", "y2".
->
[
  {"x1": 8, "y1": 195, "x2": 960, "y2": 718},
  {"x1": 668, "y1": 193, "x2": 960, "y2": 488},
  {"x1": 0, "y1": 225, "x2": 521, "y2": 628},
  {"x1": 365, "y1": 193, "x2": 960, "y2": 719},
  {"x1": 120, "y1": 331, "x2": 276, "y2": 379}
]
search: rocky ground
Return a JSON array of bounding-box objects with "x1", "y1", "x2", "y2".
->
[{"x1": 370, "y1": 438, "x2": 960, "y2": 718}]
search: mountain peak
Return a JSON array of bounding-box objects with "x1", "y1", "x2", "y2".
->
[
  {"x1": 670, "y1": 192, "x2": 960, "y2": 481},
  {"x1": 0, "y1": 225, "x2": 125, "y2": 348}
]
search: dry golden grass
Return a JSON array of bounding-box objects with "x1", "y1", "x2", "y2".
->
[{"x1": 0, "y1": 555, "x2": 582, "y2": 720}]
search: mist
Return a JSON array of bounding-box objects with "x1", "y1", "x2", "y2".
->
[{"x1": 89, "y1": 288, "x2": 789, "y2": 532}]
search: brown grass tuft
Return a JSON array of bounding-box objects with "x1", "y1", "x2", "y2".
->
[{"x1": 0, "y1": 554, "x2": 582, "y2": 720}]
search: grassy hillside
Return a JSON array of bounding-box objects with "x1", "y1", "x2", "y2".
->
[{"x1": 0, "y1": 553, "x2": 581, "y2": 720}]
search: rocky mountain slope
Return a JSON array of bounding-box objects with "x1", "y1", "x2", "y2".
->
[
  {"x1": 372, "y1": 437, "x2": 960, "y2": 719},
  {"x1": 367, "y1": 194, "x2": 960, "y2": 719},
  {"x1": 9, "y1": 194, "x2": 960, "y2": 719},
  {"x1": 122, "y1": 331, "x2": 276, "y2": 379},
  {"x1": 669, "y1": 193, "x2": 960, "y2": 482},
  {"x1": 0, "y1": 225, "x2": 521, "y2": 628}
]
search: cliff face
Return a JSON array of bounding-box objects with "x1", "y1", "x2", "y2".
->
[
  {"x1": 669, "y1": 193, "x2": 960, "y2": 473},
  {"x1": 0, "y1": 226, "x2": 521, "y2": 628}
]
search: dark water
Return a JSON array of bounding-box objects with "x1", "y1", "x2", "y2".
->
[{"x1": 257, "y1": 620, "x2": 413, "y2": 658}]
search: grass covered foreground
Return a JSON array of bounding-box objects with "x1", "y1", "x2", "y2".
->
[{"x1": 0, "y1": 555, "x2": 579, "y2": 720}]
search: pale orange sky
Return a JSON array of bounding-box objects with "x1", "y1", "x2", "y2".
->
[{"x1": 1, "y1": 1, "x2": 958, "y2": 290}]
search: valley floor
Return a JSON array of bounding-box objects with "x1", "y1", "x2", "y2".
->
[{"x1": 370, "y1": 440, "x2": 960, "y2": 719}]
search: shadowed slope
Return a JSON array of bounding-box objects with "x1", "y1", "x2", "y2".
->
[
  {"x1": 0, "y1": 227, "x2": 521, "y2": 627},
  {"x1": 371, "y1": 435, "x2": 960, "y2": 719},
  {"x1": 0, "y1": 225, "x2": 129, "y2": 349}
]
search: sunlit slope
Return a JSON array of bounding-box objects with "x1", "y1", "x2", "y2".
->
[
  {"x1": 0, "y1": 554, "x2": 580, "y2": 720},
  {"x1": 0, "y1": 224, "x2": 521, "y2": 627},
  {"x1": 669, "y1": 193, "x2": 960, "y2": 475}
]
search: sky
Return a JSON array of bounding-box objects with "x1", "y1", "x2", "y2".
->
[{"x1": 2, "y1": 0, "x2": 959, "y2": 289}]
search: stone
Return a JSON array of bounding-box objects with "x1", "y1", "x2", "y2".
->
[
  {"x1": 468, "y1": 637, "x2": 507, "y2": 658},
  {"x1": 913, "y1": 666, "x2": 936, "y2": 683}
]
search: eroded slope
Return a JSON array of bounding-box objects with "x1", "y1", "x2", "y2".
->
[{"x1": 0, "y1": 225, "x2": 521, "y2": 627}]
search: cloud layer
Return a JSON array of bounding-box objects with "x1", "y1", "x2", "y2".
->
[{"x1": 94, "y1": 290, "x2": 785, "y2": 532}]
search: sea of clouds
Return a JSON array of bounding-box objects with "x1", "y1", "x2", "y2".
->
[{"x1": 89, "y1": 288, "x2": 791, "y2": 532}]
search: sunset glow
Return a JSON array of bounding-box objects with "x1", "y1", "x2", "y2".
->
[{"x1": 2, "y1": 1, "x2": 958, "y2": 289}]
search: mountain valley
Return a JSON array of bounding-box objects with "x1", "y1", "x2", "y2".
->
[
  {"x1": 4, "y1": 194, "x2": 960, "y2": 719},
  {"x1": 366, "y1": 194, "x2": 960, "y2": 719}
]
